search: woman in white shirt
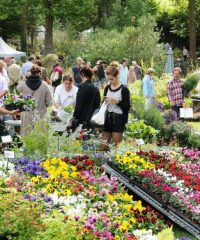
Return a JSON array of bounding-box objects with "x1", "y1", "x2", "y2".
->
[{"x1": 54, "y1": 75, "x2": 78, "y2": 110}]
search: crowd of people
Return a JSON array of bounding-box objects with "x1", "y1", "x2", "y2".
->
[{"x1": 0, "y1": 55, "x2": 184, "y2": 148}]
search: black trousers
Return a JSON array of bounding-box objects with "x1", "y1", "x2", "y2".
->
[{"x1": 172, "y1": 105, "x2": 182, "y2": 118}]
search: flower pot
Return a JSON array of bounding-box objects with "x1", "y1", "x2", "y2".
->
[{"x1": 4, "y1": 104, "x2": 17, "y2": 111}]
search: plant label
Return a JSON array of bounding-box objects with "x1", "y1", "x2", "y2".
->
[
  {"x1": 135, "y1": 139, "x2": 145, "y2": 146},
  {"x1": 1, "y1": 135, "x2": 12, "y2": 143},
  {"x1": 180, "y1": 108, "x2": 193, "y2": 118},
  {"x1": 4, "y1": 150, "x2": 15, "y2": 159}
]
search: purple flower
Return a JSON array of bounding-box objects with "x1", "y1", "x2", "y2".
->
[
  {"x1": 44, "y1": 196, "x2": 52, "y2": 203},
  {"x1": 74, "y1": 215, "x2": 80, "y2": 221}
]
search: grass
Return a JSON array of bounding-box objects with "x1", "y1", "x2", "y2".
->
[
  {"x1": 188, "y1": 121, "x2": 200, "y2": 132},
  {"x1": 174, "y1": 224, "x2": 199, "y2": 240}
]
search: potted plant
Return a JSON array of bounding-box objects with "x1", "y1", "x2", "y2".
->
[{"x1": 4, "y1": 94, "x2": 36, "y2": 112}]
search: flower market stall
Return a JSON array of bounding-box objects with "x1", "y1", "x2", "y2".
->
[{"x1": 0, "y1": 74, "x2": 200, "y2": 240}]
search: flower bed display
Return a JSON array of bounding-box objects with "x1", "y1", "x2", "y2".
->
[
  {"x1": 111, "y1": 148, "x2": 200, "y2": 225},
  {"x1": 0, "y1": 155, "x2": 172, "y2": 239}
]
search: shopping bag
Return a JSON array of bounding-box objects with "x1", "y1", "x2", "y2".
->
[{"x1": 90, "y1": 101, "x2": 107, "y2": 126}]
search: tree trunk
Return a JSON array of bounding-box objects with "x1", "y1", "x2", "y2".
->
[
  {"x1": 188, "y1": 0, "x2": 196, "y2": 60},
  {"x1": 20, "y1": 4, "x2": 28, "y2": 54},
  {"x1": 44, "y1": 0, "x2": 54, "y2": 55}
]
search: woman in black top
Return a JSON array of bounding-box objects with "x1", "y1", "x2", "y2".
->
[
  {"x1": 102, "y1": 64, "x2": 130, "y2": 151},
  {"x1": 72, "y1": 67, "x2": 100, "y2": 129}
]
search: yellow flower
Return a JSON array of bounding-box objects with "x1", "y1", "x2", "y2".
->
[
  {"x1": 51, "y1": 158, "x2": 58, "y2": 165},
  {"x1": 107, "y1": 194, "x2": 115, "y2": 202},
  {"x1": 122, "y1": 193, "x2": 133, "y2": 202},
  {"x1": 31, "y1": 176, "x2": 39, "y2": 183},
  {"x1": 63, "y1": 189, "x2": 72, "y2": 195},
  {"x1": 114, "y1": 235, "x2": 120, "y2": 240},
  {"x1": 62, "y1": 171, "x2": 69, "y2": 179},
  {"x1": 70, "y1": 172, "x2": 79, "y2": 178},
  {"x1": 129, "y1": 217, "x2": 136, "y2": 224}
]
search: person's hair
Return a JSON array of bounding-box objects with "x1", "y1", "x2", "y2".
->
[
  {"x1": 0, "y1": 60, "x2": 5, "y2": 67},
  {"x1": 30, "y1": 65, "x2": 41, "y2": 75},
  {"x1": 106, "y1": 65, "x2": 119, "y2": 77},
  {"x1": 28, "y1": 56, "x2": 35, "y2": 62},
  {"x1": 76, "y1": 57, "x2": 83, "y2": 62},
  {"x1": 36, "y1": 55, "x2": 41, "y2": 60},
  {"x1": 146, "y1": 68, "x2": 155, "y2": 74},
  {"x1": 173, "y1": 67, "x2": 182, "y2": 74},
  {"x1": 10, "y1": 59, "x2": 16, "y2": 64},
  {"x1": 80, "y1": 67, "x2": 93, "y2": 79},
  {"x1": 121, "y1": 58, "x2": 128, "y2": 63},
  {"x1": 63, "y1": 74, "x2": 73, "y2": 82},
  {"x1": 132, "y1": 61, "x2": 137, "y2": 65},
  {"x1": 36, "y1": 60, "x2": 43, "y2": 67}
]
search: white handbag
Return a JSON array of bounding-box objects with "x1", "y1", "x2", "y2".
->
[{"x1": 91, "y1": 101, "x2": 108, "y2": 126}]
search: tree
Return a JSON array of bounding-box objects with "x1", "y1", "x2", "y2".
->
[{"x1": 188, "y1": 0, "x2": 197, "y2": 59}]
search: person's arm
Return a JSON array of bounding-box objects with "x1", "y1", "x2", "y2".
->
[
  {"x1": 73, "y1": 85, "x2": 85, "y2": 121},
  {"x1": 45, "y1": 85, "x2": 53, "y2": 107},
  {"x1": 117, "y1": 86, "x2": 131, "y2": 112},
  {"x1": 94, "y1": 88, "x2": 101, "y2": 109},
  {"x1": 54, "y1": 86, "x2": 61, "y2": 109},
  {"x1": 0, "y1": 90, "x2": 7, "y2": 99},
  {"x1": 167, "y1": 81, "x2": 173, "y2": 102},
  {"x1": 0, "y1": 78, "x2": 8, "y2": 98},
  {"x1": 0, "y1": 108, "x2": 19, "y2": 115}
]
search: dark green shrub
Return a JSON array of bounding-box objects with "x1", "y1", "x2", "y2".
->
[
  {"x1": 144, "y1": 107, "x2": 164, "y2": 130},
  {"x1": 183, "y1": 73, "x2": 200, "y2": 96},
  {"x1": 188, "y1": 134, "x2": 200, "y2": 149},
  {"x1": 159, "y1": 121, "x2": 192, "y2": 146}
]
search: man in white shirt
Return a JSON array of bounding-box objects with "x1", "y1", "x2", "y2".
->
[
  {"x1": 7, "y1": 59, "x2": 22, "y2": 93},
  {"x1": 119, "y1": 58, "x2": 129, "y2": 86},
  {"x1": 21, "y1": 56, "x2": 35, "y2": 80}
]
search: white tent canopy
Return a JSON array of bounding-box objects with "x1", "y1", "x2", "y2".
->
[{"x1": 0, "y1": 37, "x2": 26, "y2": 58}]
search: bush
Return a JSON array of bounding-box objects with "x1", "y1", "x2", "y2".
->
[
  {"x1": 159, "y1": 121, "x2": 192, "y2": 146},
  {"x1": 188, "y1": 134, "x2": 200, "y2": 149},
  {"x1": 183, "y1": 73, "x2": 200, "y2": 96},
  {"x1": 163, "y1": 109, "x2": 178, "y2": 125},
  {"x1": 144, "y1": 107, "x2": 164, "y2": 130}
]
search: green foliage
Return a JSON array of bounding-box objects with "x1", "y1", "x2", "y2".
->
[
  {"x1": 157, "y1": 227, "x2": 174, "y2": 240},
  {"x1": 21, "y1": 120, "x2": 50, "y2": 158},
  {"x1": 159, "y1": 121, "x2": 192, "y2": 146},
  {"x1": 75, "y1": 16, "x2": 165, "y2": 73},
  {"x1": 126, "y1": 120, "x2": 157, "y2": 143},
  {"x1": 105, "y1": 0, "x2": 158, "y2": 31},
  {"x1": 183, "y1": 73, "x2": 200, "y2": 94},
  {"x1": 0, "y1": 193, "x2": 44, "y2": 240},
  {"x1": 158, "y1": 97, "x2": 171, "y2": 110},
  {"x1": 144, "y1": 106, "x2": 164, "y2": 130},
  {"x1": 43, "y1": 54, "x2": 58, "y2": 70},
  {"x1": 35, "y1": 213, "x2": 82, "y2": 240},
  {"x1": 188, "y1": 134, "x2": 200, "y2": 149}
]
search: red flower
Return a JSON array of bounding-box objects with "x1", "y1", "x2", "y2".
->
[
  {"x1": 193, "y1": 185, "x2": 200, "y2": 191},
  {"x1": 184, "y1": 181, "x2": 190, "y2": 187}
]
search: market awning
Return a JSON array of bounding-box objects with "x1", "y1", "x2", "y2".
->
[{"x1": 0, "y1": 37, "x2": 26, "y2": 58}]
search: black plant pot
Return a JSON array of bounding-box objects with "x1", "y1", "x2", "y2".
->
[{"x1": 5, "y1": 104, "x2": 24, "y2": 112}]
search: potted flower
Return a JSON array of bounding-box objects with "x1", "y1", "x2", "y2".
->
[{"x1": 4, "y1": 94, "x2": 36, "y2": 112}]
